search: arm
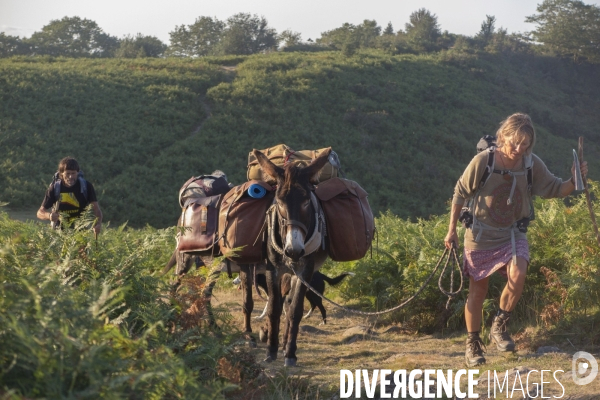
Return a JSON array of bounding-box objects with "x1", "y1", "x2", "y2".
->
[
  {"x1": 444, "y1": 202, "x2": 463, "y2": 249},
  {"x1": 91, "y1": 201, "x2": 103, "y2": 235},
  {"x1": 37, "y1": 206, "x2": 59, "y2": 223}
]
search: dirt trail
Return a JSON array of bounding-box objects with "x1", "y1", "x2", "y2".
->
[{"x1": 212, "y1": 288, "x2": 600, "y2": 399}]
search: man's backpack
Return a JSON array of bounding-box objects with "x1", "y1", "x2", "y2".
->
[
  {"x1": 247, "y1": 144, "x2": 343, "y2": 184},
  {"x1": 459, "y1": 135, "x2": 534, "y2": 232},
  {"x1": 51, "y1": 171, "x2": 88, "y2": 202}
]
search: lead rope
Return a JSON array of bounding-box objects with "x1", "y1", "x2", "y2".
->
[
  {"x1": 437, "y1": 245, "x2": 464, "y2": 309},
  {"x1": 291, "y1": 246, "x2": 462, "y2": 316}
]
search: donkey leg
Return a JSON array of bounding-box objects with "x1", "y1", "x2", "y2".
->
[
  {"x1": 281, "y1": 276, "x2": 298, "y2": 355},
  {"x1": 239, "y1": 265, "x2": 257, "y2": 348},
  {"x1": 202, "y1": 266, "x2": 220, "y2": 328},
  {"x1": 264, "y1": 264, "x2": 281, "y2": 362},
  {"x1": 284, "y1": 267, "x2": 313, "y2": 367}
]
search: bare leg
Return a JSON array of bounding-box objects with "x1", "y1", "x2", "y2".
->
[
  {"x1": 499, "y1": 256, "x2": 528, "y2": 312},
  {"x1": 465, "y1": 276, "x2": 489, "y2": 332}
]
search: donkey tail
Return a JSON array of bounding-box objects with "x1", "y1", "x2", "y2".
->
[{"x1": 321, "y1": 271, "x2": 355, "y2": 286}]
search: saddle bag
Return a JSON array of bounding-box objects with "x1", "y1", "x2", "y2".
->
[
  {"x1": 218, "y1": 180, "x2": 275, "y2": 263},
  {"x1": 178, "y1": 171, "x2": 231, "y2": 208},
  {"x1": 315, "y1": 178, "x2": 375, "y2": 262},
  {"x1": 177, "y1": 195, "x2": 222, "y2": 253},
  {"x1": 247, "y1": 144, "x2": 341, "y2": 184}
]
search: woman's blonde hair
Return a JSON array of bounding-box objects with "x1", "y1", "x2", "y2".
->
[{"x1": 496, "y1": 113, "x2": 536, "y2": 155}]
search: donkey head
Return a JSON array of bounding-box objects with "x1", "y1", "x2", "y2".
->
[{"x1": 253, "y1": 148, "x2": 332, "y2": 261}]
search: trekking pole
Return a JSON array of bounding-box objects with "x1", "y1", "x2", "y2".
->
[
  {"x1": 50, "y1": 202, "x2": 60, "y2": 229},
  {"x1": 578, "y1": 137, "x2": 600, "y2": 247}
]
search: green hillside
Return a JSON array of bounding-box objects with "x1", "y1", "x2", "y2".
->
[{"x1": 1, "y1": 50, "x2": 599, "y2": 227}]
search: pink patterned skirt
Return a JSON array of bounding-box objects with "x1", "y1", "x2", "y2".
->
[{"x1": 463, "y1": 239, "x2": 530, "y2": 281}]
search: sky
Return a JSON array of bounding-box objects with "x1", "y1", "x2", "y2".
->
[{"x1": 2, "y1": 0, "x2": 600, "y2": 44}]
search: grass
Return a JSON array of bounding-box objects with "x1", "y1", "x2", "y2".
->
[{"x1": 211, "y1": 286, "x2": 600, "y2": 399}]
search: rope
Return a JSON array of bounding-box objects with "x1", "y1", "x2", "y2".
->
[
  {"x1": 291, "y1": 246, "x2": 462, "y2": 316},
  {"x1": 437, "y1": 246, "x2": 464, "y2": 309}
]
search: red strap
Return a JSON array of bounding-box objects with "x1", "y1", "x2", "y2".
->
[
  {"x1": 200, "y1": 205, "x2": 208, "y2": 234},
  {"x1": 284, "y1": 151, "x2": 296, "y2": 166}
]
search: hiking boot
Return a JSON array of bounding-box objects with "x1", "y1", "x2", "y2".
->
[
  {"x1": 465, "y1": 336, "x2": 486, "y2": 367},
  {"x1": 489, "y1": 314, "x2": 515, "y2": 352}
]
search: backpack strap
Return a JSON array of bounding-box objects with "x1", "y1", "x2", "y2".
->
[
  {"x1": 52, "y1": 171, "x2": 89, "y2": 203},
  {"x1": 478, "y1": 146, "x2": 496, "y2": 189},
  {"x1": 77, "y1": 171, "x2": 88, "y2": 201}
]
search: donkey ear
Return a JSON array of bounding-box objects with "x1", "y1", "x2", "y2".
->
[
  {"x1": 253, "y1": 149, "x2": 284, "y2": 182},
  {"x1": 304, "y1": 147, "x2": 332, "y2": 184}
]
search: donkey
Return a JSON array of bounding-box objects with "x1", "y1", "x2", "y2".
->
[{"x1": 253, "y1": 147, "x2": 331, "y2": 367}]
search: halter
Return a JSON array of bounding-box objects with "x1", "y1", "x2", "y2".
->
[{"x1": 267, "y1": 192, "x2": 325, "y2": 258}]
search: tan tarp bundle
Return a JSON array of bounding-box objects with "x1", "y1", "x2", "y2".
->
[
  {"x1": 247, "y1": 144, "x2": 338, "y2": 184},
  {"x1": 218, "y1": 180, "x2": 275, "y2": 263},
  {"x1": 315, "y1": 178, "x2": 375, "y2": 262}
]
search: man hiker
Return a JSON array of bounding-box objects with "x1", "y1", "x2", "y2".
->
[{"x1": 37, "y1": 157, "x2": 103, "y2": 235}]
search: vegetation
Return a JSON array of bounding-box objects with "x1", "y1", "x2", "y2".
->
[
  {"x1": 0, "y1": 206, "x2": 265, "y2": 399},
  {"x1": 2, "y1": 48, "x2": 599, "y2": 228}
]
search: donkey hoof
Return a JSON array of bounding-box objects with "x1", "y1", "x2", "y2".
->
[
  {"x1": 263, "y1": 351, "x2": 278, "y2": 363},
  {"x1": 284, "y1": 358, "x2": 297, "y2": 367}
]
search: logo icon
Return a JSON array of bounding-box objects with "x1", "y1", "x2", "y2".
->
[{"x1": 572, "y1": 351, "x2": 598, "y2": 385}]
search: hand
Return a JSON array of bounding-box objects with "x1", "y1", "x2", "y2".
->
[
  {"x1": 49, "y1": 211, "x2": 58, "y2": 222},
  {"x1": 444, "y1": 229, "x2": 458, "y2": 250},
  {"x1": 93, "y1": 222, "x2": 102, "y2": 236},
  {"x1": 571, "y1": 160, "x2": 589, "y2": 182}
]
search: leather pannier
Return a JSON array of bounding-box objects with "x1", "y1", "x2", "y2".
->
[
  {"x1": 177, "y1": 195, "x2": 222, "y2": 253},
  {"x1": 218, "y1": 181, "x2": 275, "y2": 263},
  {"x1": 247, "y1": 144, "x2": 339, "y2": 184},
  {"x1": 315, "y1": 178, "x2": 375, "y2": 262}
]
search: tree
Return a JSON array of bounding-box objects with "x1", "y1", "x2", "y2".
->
[
  {"x1": 477, "y1": 15, "x2": 496, "y2": 44},
  {"x1": 279, "y1": 30, "x2": 302, "y2": 48},
  {"x1": 28, "y1": 16, "x2": 118, "y2": 57},
  {"x1": 115, "y1": 34, "x2": 166, "y2": 58},
  {"x1": 0, "y1": 33, "x2": 30, "y2": 57},
  {"x1": 526, "y1": 0, "x2": 600, "y2": 63},
  {"x1": 218, "y1": 13, "x2": 278, "y2": 55},
  {"x1": 355, "y1": 20, "x2": 381, "y2": 48},
  {"x1": 383, "y1": 22, "x2": 395, "y2": 35},
  {"x1": 405, "y1": 8, "x2": 441, "y2": 52},
  {"x1": 167, "y1": 16, "x2": 225, "y2": 57},
  {"x1": 317, "y1": 20, "x2": 381, "y2": 51}
]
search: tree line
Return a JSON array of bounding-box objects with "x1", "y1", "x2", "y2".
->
[{"x1": 1, "y1": 0, "x2": 599, "y2": 63}]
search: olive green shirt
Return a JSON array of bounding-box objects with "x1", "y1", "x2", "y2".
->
[{"x1": 453, "y1": 151, "x2": 564, "y2": 250}]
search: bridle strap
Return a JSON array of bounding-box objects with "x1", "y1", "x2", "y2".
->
[{"x1": 282, "y1": 219, "x2": 308, "y2": 235}]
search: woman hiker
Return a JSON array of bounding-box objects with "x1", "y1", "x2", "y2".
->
[{"x1": 444, "y1": 113, "x2": 588, "y2": 367}]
